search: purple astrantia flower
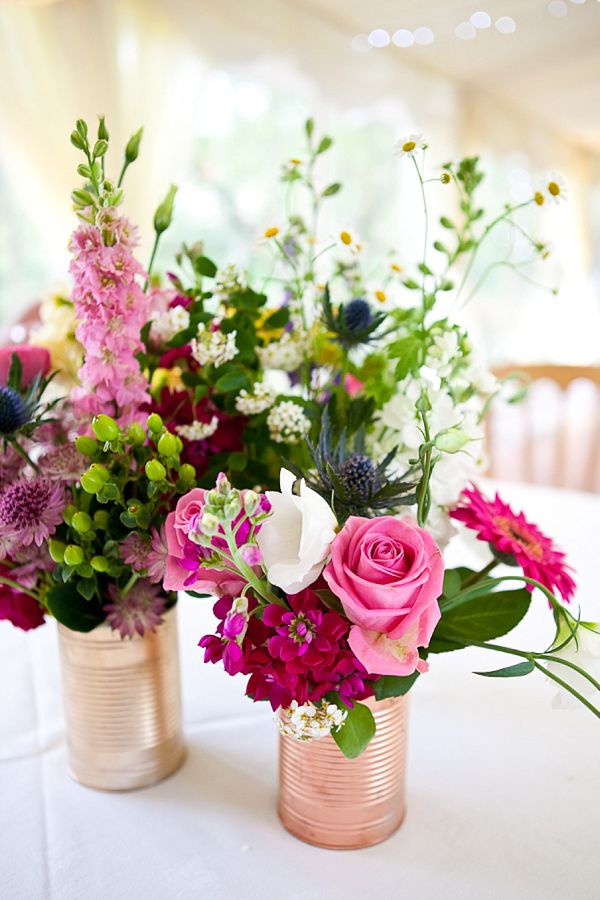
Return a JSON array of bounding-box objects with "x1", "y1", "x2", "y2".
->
[
  {"x1": 0, "y1": 477, "x2": 64, "y2": 551},
  {"x1": 38, "y1": 444, "x2": 87, "y2": 482},
  {"x1": 10, "y1": 544, "x2": 53, "y2": 589},
  {"x1": 104, "y1": 579, "x2": 166, "y2": 639},
  {"x1": 147, "y1": 525, "x2": 168, "y2": 584},
  {"x1": 120, "y1": 531, "x2": 151, "y2": 572}
]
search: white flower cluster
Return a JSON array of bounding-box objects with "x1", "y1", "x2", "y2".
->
[
  {"x1": 235, "y1": 382, "x2": 276, "y2": 415},
  {"x1": 150, "y1": 306, "x2": 190, "y2": 345},
  {"x1": 277, "y1": 700, "x2": 347, "y2": 742},
  {"x1": 426, "y1": 328, "x2": 461, "y2": 379},
  {"x1": 191, "y1": 323, "x2": 238, "y2": 368},
  {"x1": 176, "y1": 416, "x2": 219, "y2": 441},
  {"x1": 214, "y1": 264, "x2": 247, "y2": 300},
  {"x1": 258, "y1": 330, "x2": 307, "y2": 372},
  {"x1": 267, "y1": 401, "x2": 311, "y2": 444}
]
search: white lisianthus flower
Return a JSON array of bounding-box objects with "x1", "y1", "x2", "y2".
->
[
  {"x1": 548, "y1": 620, "x2": 600, "y2": 708},
  {"x1": 256, "y1": 469, "x2": 338, "y2": 594}
]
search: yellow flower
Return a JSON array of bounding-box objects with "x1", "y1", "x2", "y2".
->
[
  {"x1": 151, "y1": 366, "x2": 184, "y2": 393},
  {"x1": 339, "y1": 230, "x2": 363, "y2": 253},
  {"x1": 290, "y1": 158, "x2": 302, "y2": 166},
  {"x1": 340, "y1": 230, "x2": 352, "y2": 245},
  {"x1": 534, "y1": 191, "x2": 545, "y2": 206},
  {"x1": 264, "y1": 226, "x2": 279, "y2": 238},
  {"x1": 390, "y1": 262, "x2": 403, "y2": 273},
  {"x1": 440, "y1": 172, "x2": 451, "y2": 184},
  {"x1": 374, "y1": 289, "x2": 386, "y2": 303}
]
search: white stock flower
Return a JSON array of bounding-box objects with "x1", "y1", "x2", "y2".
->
[
  {"x1": 267, "y1": 401, "x2": 311, "y2": 444},
  {"x1": 235, "y1": 383, "x2": 276, "y2": 415},
  {"x1": 150, "y1": 306, "x2": 190, "y2": 345},
  {"x1": 191, "y1": 323, "x2": 238, "y2": 367},
  {"x1": 175, "y1": 417, "x2": 219, "y2": 441},
  {"x1": 548, "y1": 621, "x2": 600, "y2": 708},
  {"x1": 277, "y1": 700, "x2": 347, "y2": 741},
  {"x1": 256, "y1": 468, "x2": 338, "y2": 594},
  {"x1": 257, "y1": 330, "x2": 307, "y2": 371}
]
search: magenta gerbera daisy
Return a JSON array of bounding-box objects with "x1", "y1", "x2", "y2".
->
[
  {"x1": 103, "y1": 579, "x2": 166, "y2": 639},
  {"x1": 450, "y1": 485, "x2": 575, "y2": 604},
  {"x1": 0, "y1": 477, "x2": 65, "y2": 550}
]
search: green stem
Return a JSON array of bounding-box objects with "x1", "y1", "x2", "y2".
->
[
  {"x1": 416, "y1": 408, "x2": 432, "y2": 528},
  {"x1": 224, "y1": 529, "x2": 287, "y2": 608},
  {"x1": 536, "y1": 654, "x2": 600, "y2": 693},
  {"x1": 0, "y1": 575, "x2": 41, "y2": 602},
  {"x1": 121, "y1": 572, "x2": 139, "y2": 596},
  {"x1": 117, "y1": 159, "x2": 130, "y2": 188},
  {"x1": 144, "y1": 232, "x2": 161, "y2": 289},
  {"x1": 460, "y1": 559, "x2": 498, "y2": 589}
]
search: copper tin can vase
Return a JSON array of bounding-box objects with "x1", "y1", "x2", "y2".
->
[
  {"x1": 57, "y1": 606, "x2": 185, "y2": 791},
  {"x1": 278, "y1": 695, "x2": 408, "y2": 849}
]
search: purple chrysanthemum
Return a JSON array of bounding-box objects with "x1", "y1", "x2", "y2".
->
[
  {"x1": 104, "y1": 579, "x2": 166, "y2": 639},
  {"x1": 0, "y1": 477, "x2": 64, "y2": 549}
]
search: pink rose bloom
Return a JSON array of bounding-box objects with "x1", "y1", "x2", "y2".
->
[
  {"x1": 163, "y1": 489, "x2": 245, "y2": 596},
  {"x1": 323, "y1": 516, "x2": 444, "y2": 677},
  {"x1": 0, "y1": 344, "x2": 50, "y2": 386},
  {"x1": 344, "y1": 373, "x2": 364, "y2": 398}
]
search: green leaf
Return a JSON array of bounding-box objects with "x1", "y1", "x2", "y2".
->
[
  {"x1": 46, "y1": 583, "x2": 104, "y2": 632},
  {"x1": 322, "y1": 182, "x2": 341, "y2": 197},
  {"x1": 7, "y1": 352, "x2": 23, "y2": 391},
  {"x1": 76, "y1": 579, "x2": 97, "y2": 601},
  {"x1": 228, "y1": 452, "x2": 247, "y2": 471},
  {"x1": 305, "y1": 118, "x2": 314, "y2": 138},
  {"x1": 263, "y1": 306, "x2": 289, "y2": 329},
  {"x1": 430, "y1": 588, "x2": 532, "y2": 653},
  {"x1": 331, "y1": 702, "x2": 376, "y2": 759},
  {"x1": 475, "y1": 660, "x2": 535, "y2": 678},
  {"x1": 373, "y1": 671, "x2": 419, "y2": 700},
  {"x1": 439, "y1": 215, "x2": 454, "y2": 229},
  {"x1": 442, "y1": 568, "x2": 463, "y2": 599},
  {"x1": 417, "y1": 262, "x2": 433, "y2": 276},
  {"x1": 316, "y1": 135, "x2": 333, "y2": 154},
  {"x1": 193, "y1": 256, "x2": 218, "y2": 278},
  {"x1": 387, "y1": 337, "x2": 422, "y2": 380},
  {"x1": 214, "y1": 370, "x2": 250, "y2": 392}
]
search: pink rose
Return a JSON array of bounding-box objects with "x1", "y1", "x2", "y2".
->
[
  {"x1": 323, "y1": 516, "x2": 443, "y2": 676},
  {"x1": 163, "y1": 489, "x2": 245, "y2": 596},
  {"x1": 0, "y1": 344, "x2": 50, "y2": 386}
]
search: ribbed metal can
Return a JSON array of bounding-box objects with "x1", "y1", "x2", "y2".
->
[
  {"x1": 57, "y1": 606, "x2": 185, "y2": 791},
  {"x1": 278, "y1": 695, "x2": 408, "y2": 849}
]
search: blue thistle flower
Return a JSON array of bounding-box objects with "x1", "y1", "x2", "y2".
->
[
  {"x1": 0, "y1": 385, "x2": 31, "y2": 434},
  {"x1": 339, "y1": 454, "x2": 381, "y2": 500},
  {"x1": 343, "y1": 298, "x2": 372, "y2": 334}
]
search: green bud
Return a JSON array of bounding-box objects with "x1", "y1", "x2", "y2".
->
[
  {"x1": 147, "y1": 413, "x2": 163, "y2": 434},
  {"x1": 125, "y1": 126, "x2": 143, "y2": 163},
  {"x1": 157, "y1": 432, "x2": 177, "y2": 457},
  {"x1": 72, "y1": 511, "x2": 93, "y2": 533},
  {"x1": 216, "y1": 473, "x2": 232, "y2": 496},
  {"x1": 81, "y1": 465, "x2": 109, "y2": 494},
  {"x1": 48, "y1": 539, "x2": 66, "y2": 563},
  {"x1": 63, "y1": 504, "x2": 77, "y2": 525},
  {"x1": 75, "y1": 118, "x2": 88, "y2": 139},
  {"x1": 93, "y1": 510, "x2": 110, "y2": 529},
  {"x1": 75, "y1": 435, "x2": 98, "y2": 457},
  {"x1": 174, "y1": 436, "x2": 183, "y2": 453},
  {"x1": 434, "y1": 428, "x2": 470, "y2": 454},
  {"x1": 243, "y1": 490, "x2": 260, "y2": 516},
  {"x1": 103, "y1": 180, "x2": 114, "y2": 192},
  {"x1": 127, "y1": 421, "x2": 146, "y2": 446},
  {"x1": 93, "y1": 139, "x2": 108, "y2": 159},
  {"x1": 97, "y1": 115, "x2": 109, "y2": 141},
  {"x1": 92, "y1": 414, "x2": 120, "y2": 442},
  {"x1": 180, "y1": 463, "x2": 196, "y2": 483},
  {"x1": 145, "y1": 459, "x2": 166, "y2": 482},
  {"x1": 70, "y1": 130, "x2": 86, "y2": 150},
  {"x1": 153, "y1": 184, "x2": 178, "y2": 235},
  {"x1": 224, "y1": 494, "x2": 242, "y2": 522},
  {"x1": 200, "y1": 512, "x2": 220, "y2": 536},
  {"x1": 91, "y1": 555, "x2": 110, "y2": 573},
  {"x1": 64, "y1": 545, "x2": 84, "y2": 567}
]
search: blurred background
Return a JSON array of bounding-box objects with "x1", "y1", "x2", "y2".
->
[{"x1": 0, "y1": 0, "x2": 599, "y2": 491}]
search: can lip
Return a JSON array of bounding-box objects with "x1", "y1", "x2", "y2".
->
[{"x1": 56, "y1": 604, "x2": 178, "y2": 643}]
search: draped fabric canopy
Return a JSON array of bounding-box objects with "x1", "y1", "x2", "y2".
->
[{"x1": 0, "y1": 0, "x2": 599, "y2": 360}]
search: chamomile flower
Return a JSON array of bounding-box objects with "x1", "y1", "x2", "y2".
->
[
  {"x1": 395, "y1": 133, "x2": 427, "y2": 158},
  {"x1": 339, "y1": 229, "x2": 363, "y2": 253},
  {"x1": 544, "y1": 174, "x2": 567, "y2": 205}
]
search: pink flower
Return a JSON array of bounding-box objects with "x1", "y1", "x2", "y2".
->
[
  {"x1": 323, "y1": 516, "x2": 443, "y2": 676},
  {"x1": 120, "y1": 532, "x2": 151, "y2": 572},
  {"x1": 0, "y1": 477, "x2": 65, "y2": 552},
  {"x1": 38, "y1": 444, "x2": 86, "y2": 482},
  {"x1": 450, "y1": 485, "x2": 576, "y2": 604},
  {"x1": 103, "y1": 579, "x2": 166, "y2": 638},
  {"x1": 163, "y1": 489, "x2": 246, "y2": 596},
  {"x1": 0, "y1": 563, "x2": 45, "y2": 631},
  {"x1": 0, "y1": 344, "x2": 50, "y2": 386},
  {"x1": 344, "y1": 373, "x2": 364, "y2": 398},
  {"x1": 147, "y1": 525, "x2": 169, "y2": 584}
]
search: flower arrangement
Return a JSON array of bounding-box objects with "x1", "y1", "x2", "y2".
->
[{"x1": 0, "y1": 115, "x2": 596, "y2": 755}]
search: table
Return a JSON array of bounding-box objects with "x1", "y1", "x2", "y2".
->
[{"x1": 1, "y1": 481, "x2": 599, "y2": 900}]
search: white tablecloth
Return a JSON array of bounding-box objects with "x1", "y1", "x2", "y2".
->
[{"x1": 1, "y1": 481, "x2": 599, "y2": 900}]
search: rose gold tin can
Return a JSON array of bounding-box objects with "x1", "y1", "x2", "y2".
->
[
  {"x1": 57, "y1": 606, "x2": 185, "y2": 791},
  {"x1": 278, "y1": 695, "x2": 408, "y2": 849}
]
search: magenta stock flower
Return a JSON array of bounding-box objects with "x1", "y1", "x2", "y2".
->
[
  {"x1": 450, "y1": 485, "x2": 576, "y2": 604},
  {"x1": 104, "y1": 579, "x2": 166, "y2": 639},
  {"x1": 69, "y1": 217, "x2": 151, "y2": 426},
  {"x1": 0, "y1": 477, "x2": 64, "y2": 552}
]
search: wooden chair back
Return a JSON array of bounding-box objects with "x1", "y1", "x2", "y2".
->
[{"x1": 487, "y1": 365, "x2": 600, "y2": 493}]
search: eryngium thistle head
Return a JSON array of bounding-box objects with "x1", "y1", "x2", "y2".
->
[
  {"x1": 343, "y1": 299, "x2": 372, "y2": 334},
  {"x1": 339, "y1": 454, "x2": 381, "y2": 500},
  {"x1": 0, "y1": 386, "x2": 31, "y2": 434}
]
